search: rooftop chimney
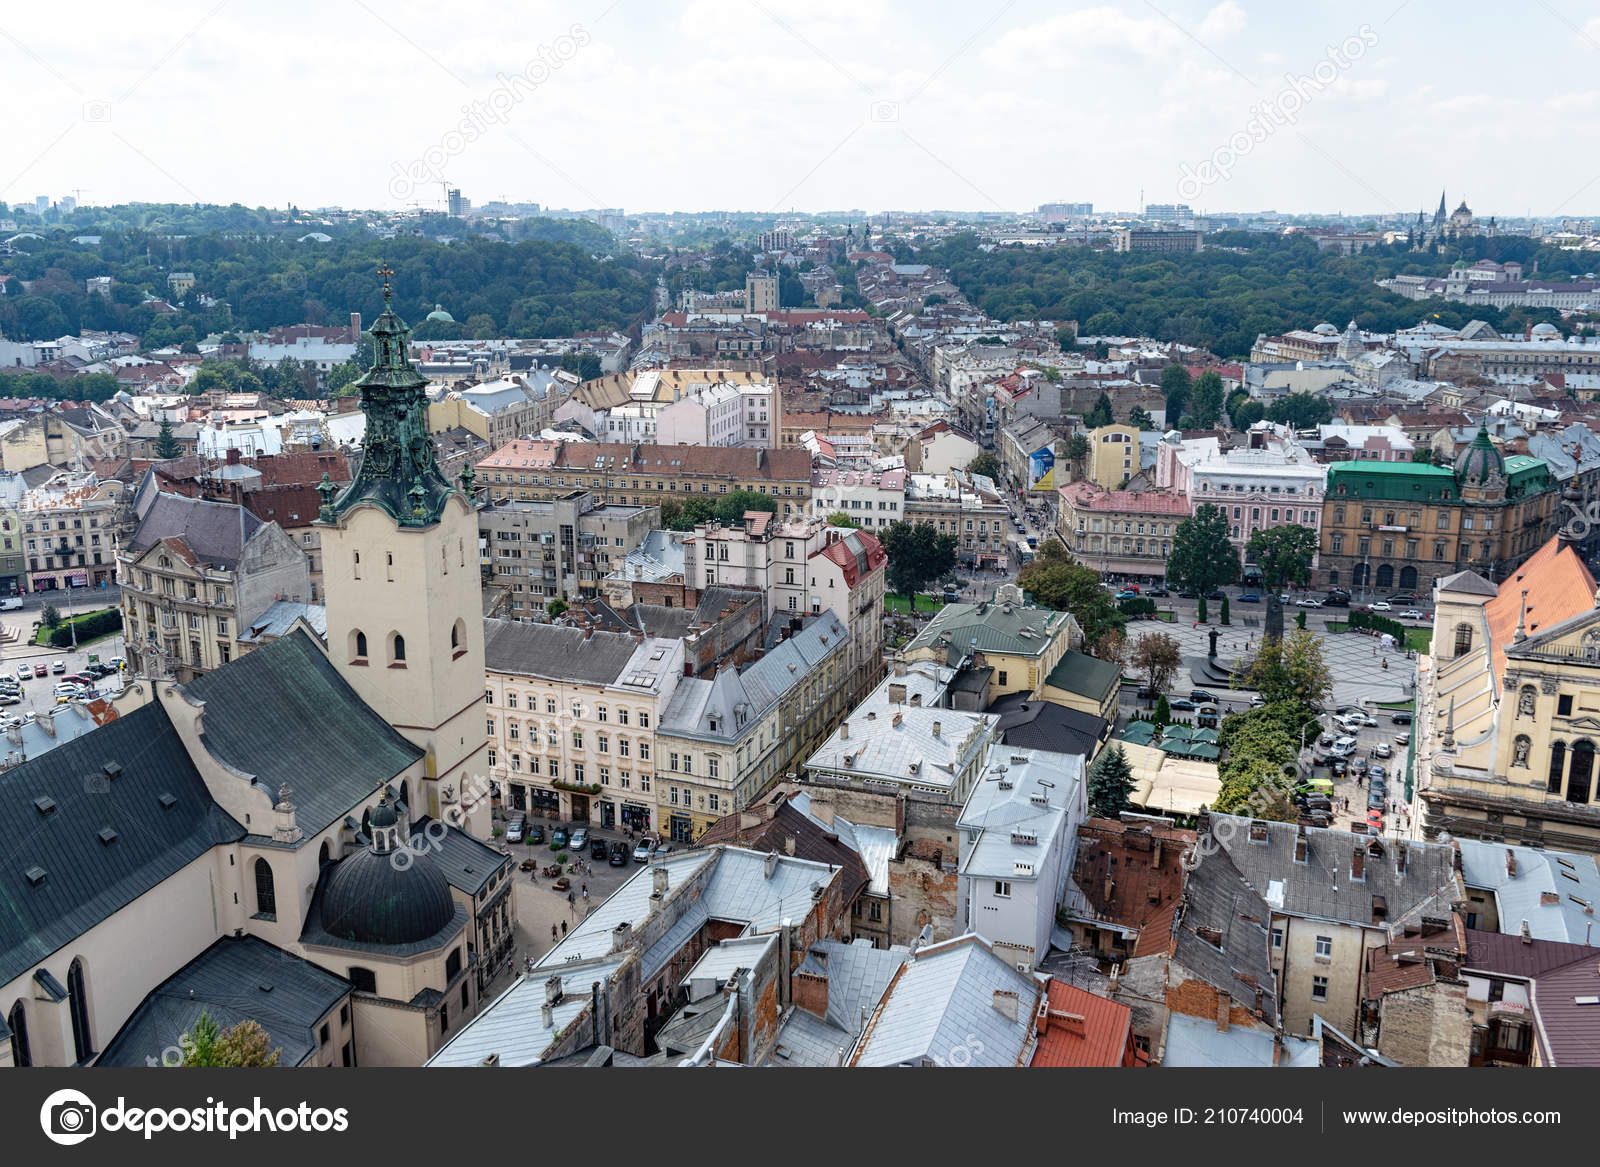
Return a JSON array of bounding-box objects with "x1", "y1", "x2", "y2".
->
[
  {"x1": 784, "y1": 834, "x2": 797, "y2": 856},
  {"x1": 1520, "y1": 918, "x2": 1533, "y2": 944},
  {"x1": 1506, "y1": 848, "x2": 1518, "y2": 879},
  {"x1": 991, "y1": 990, "x2": 1019, "y2": 1022},
  {"x1": 764, "y1": 851, "x2": 780, "y2": 879},
  {"x1": 1351, "y1": 847, "x2": 1365, "y2": 881},
  {"x1": 541, "y1": 1003, "x2": 554, "y2": 1029},
  {"x1": 931, "y1": 721, "x2": 941, "y2": 738}
]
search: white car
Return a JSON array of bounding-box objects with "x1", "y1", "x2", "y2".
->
[
  {"x1": 1295, "y1": 597, "x2": 1323, "y2": 608},
  {"x1": 1400, "y1": 609, "x2": 1426, "y2": 620},
  {"x1": 1374, "y1": 742, "x2": 1393, "y2": 758},
  {"x1": 504, "y1": 818, "x2": 525, "y2": 844},
  {"x1": 1370, "y1": 601, "x2": 1393, "y2": 611}
]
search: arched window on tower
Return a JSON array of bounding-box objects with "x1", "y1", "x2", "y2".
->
[
  {"x1": 1549, "y1": 741, "x2": 1567, "y2": 793},
  {"x1": 67, "y1": 958, "x2": 92, "y2": 1062},
  {"x1": 318, "y1": 840, "x2": 331, "y2": 867},
  {"x1": 254, "y1": 858, "x2": 276, "y2": 918},
  {"x1": 350, "y1": 629, "x2": 368, "y2": 663},
  {"x1": 391, "y1": 633, "x2": 406, "y2": 665},
  {"x1": 7, "y1": 999, "x2": 29, "y2": 1067},
  {"x1": 1568, "y1": 741, "x2": 1595, "y2": 804}
]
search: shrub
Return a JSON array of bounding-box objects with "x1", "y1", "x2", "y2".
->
[{"x1": 47, "y1": 608, "x2": 122, "y2": 647}]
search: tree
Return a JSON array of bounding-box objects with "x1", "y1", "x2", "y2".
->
[
  {"x1": 1087, "y1": 744, "x2": 1136, "y2": 817},
  {"x1": 1128, "y1": 405, "x2": 1154, "y2": 430},
  {"x1": 1265, "y1": 392, "x2": 1332, "y2": 429},
  {"x1": 1220, "y1": 594, "x2": 1231, "y2": 626},
  {"x1": 1152, "y1": 694, "x2": 1171, "y2": 727},
  {"x1": 1016, "y1": 557, "x2": 1125, "y2": 644},
  {"x1": 1246, "y1": 523, "x2": 1317, "y2": 642},
  {"x1": 154, "y1": 417, "x2": 179, "y2": 459},
  {"x1": 713, "y1": 490, "x2": 779, "y2": 526},
  {"x1": 1167, "y1": 504, "x2": 1240, "y2": 596},
  {"x1": 824, "y1": 511, "x2": 860, "y2": 529},
  {"x1": 1082, "y1": 392, "x2": 1114, "y2": 429},
  {"x1": 1410, "y1": 446, "x2": 1434, "y2": 464},
  {"x1": 545, "y1": 598, "x2": 569, "y2": 619},
  {"x1": 1197, "y1": 595, "x2": 1208, "y2": 624},
  {"x1": 326, "y1": 360, "x2": 362, "y2": 397},
  {"x1": 967, "y1": 452, "x2": 1002, "y2": 481},
  {"x1": 41, "y1": 604, "x2": 61, "y2": 631},
  {"x1": 1190, "y1": 370, "x2": 1224, "y2": 428},
  {"x1": 1244, "y1": 628, "x2": 1333, "y2": 710},
  {"x1": 879, "y1": 520, "x2": 959, "y2": 604},
  {"x1": 1065, "y1": 433, "x2": 1091, "y2": 479},
  {"x1": 1232, "y1": 397, "x2": 1265, "y2": 429},
  {"x1": 178, "y1": 1012, "x2": 282, "y2": 1067},
  {"x1": 1160, "y1": 364, "x2": 1192, "y2": 419},
  {"x1": 1091, "y1": 628, "x2": 1127, "y2": 670},
  {"x1": 1131, "y1": 631, "x2": 1182, "y2": 695},
  {"x1": 1035, "y1": 538, "x2": 1068, "y2": 562}
]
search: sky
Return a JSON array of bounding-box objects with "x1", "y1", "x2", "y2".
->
[{"x1": 4, "y1": 0, "x2": 1600, "y2": 218}]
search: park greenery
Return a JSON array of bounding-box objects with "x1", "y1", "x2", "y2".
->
[
  {"x1": 661, "y1": 490, "x2": 779, "y2": 532},
  {"x1": 1166, "y1": 504, "x2": 1240, "y2": 596},
  {"x1": 878, "y1": 520, "x2": 959, "y2": 605},
  {"x1": 914, "y1": 230, "x2": 1585, "y2": 359},
  {"x1": 1211, "y1": 629, "x2": 1333, "y2": 820},
  {"x1": 1087, "y1": 744, "x2": 1136, "y2": 818},
  {"x1": 1017, "y1": 540, "x2": 1125, "y2": 647}
]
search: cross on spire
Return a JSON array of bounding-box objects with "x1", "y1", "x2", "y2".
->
[{"x1": 378, "y1": 262, "x2": 395, "y2": 307}]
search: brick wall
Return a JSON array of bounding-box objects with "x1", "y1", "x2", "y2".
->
[{"x1": 1375, "y1": 980, "x2": 1472, "y2": 1067}]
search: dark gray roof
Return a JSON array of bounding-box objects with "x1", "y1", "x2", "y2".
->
[
  {"x1": 410, "y1": 816, "x2": 509, "y2": 897},
  {"x1": 1436, "y1": 569, "x2": 1498, "y2": 597},
  {"x1": 0, "y1": 702, "x2": 245, "y2": 986},
  {"x1": 990, "y1": 695, "x2": 1107, "y2": 757},
  {"x1": 627, "y1": 604, "x2": 697, "y2": 640},
  {"x1": 1206, "y1": 813, "x2": 1458, "y2": 930},
  {"x1": 320, "y1": 843, "x2": 457, "y2": 946},
  {"x1": 128, "y1": 490, "x2": 263, "y2": 568},
  {"x1": 98, "y1": 935, "x2": 349, "y2": 1066},
  {"x1": 693, "y1": 586, "x2": 761, "y2": 626},
  {"x1": 184, "y1": 630, "x2": 424, "y2": 839},
  {"x1": 483, "y1": 618, "x2": 640, "y2": 685},
  {"x1": 1172, "y1": 841, "x2": 1279, "y2": 1026},
  {"x1": 300, "y1": 857, "x2": 468, "y2": 958}
]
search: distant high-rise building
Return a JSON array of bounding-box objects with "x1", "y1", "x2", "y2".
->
[
  {"x1": 34, "y1": 196, "x2": 49, "y2": 216},
  {"x1": 447, "y1": 188, "x2": 469, "y2": 217},
  {"x1": 745, "y1": 270, "x2": 778, "y2": 313},
  {"x1": 1037, "y1": 202, "x2": 1092, "y2": 218},
  {"x1": 58, "y1": 196, "x2": 76, "y2": 214},
  {"x1": 757, "y1": 227, "x2": 794, "y2": 252},
  {"x1": 595, "y1": 208, "x2": 626, "y2": 234},
  {"x1": 1143, "y1": 203, "x2": 1192, "y2": 219}
]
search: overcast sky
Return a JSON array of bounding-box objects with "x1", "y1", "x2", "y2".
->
[{"x1": 5, "y1": 0, "x2": 1599, "y2": 218}]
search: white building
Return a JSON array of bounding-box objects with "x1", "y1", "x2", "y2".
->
[{"x1": 809, "y1": 467, "x2": 907, "y2": 529}]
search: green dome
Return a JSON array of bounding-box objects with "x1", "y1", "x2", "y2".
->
[
  {"x1": 1454, "y1": 425, "x2": 1503, "y2": 485},
  {"x1": 425, "y1": 303, "x2": 455, "y2": 323}
]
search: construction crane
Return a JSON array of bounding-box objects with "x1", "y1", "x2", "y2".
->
[{"x1": 69, "y1": 188, "x2": 90, "y2": 205}]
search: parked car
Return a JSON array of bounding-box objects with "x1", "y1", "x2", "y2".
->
[
  {"x1": 1169, "y1": 698, "x2": 1199, "y2": 711},
  {"x1": 0, "y1": 596, "x2": 22, "y2": 611},
  {"x1": 569, "y1": 828, "x2": 590, "y2": 852},
  {"x1": 1374, "y1": 741, "x2": 1393, "y2": 758},
  {"x1": 1116, "y1": 589, "x2": 1139, "y2": 600},
  {"x1": 1136, "y1": 685, "x2": 1160, "y2": 700},
  {"x1": 1296, "y1": 597, "x2": 1324, "y2": 608},
  {"x1": 51, "y1": 660, "x2": 65, "y2": 674},
  {"x1": 1350, "y1": 757, "x2": 1368, "y2": 777},
  {"x1": 15, "y1": 664, "x2": 30, "y2": 681},
  {"x1": 1367, "y1": 808, "x2": 1384, "y2": 828},
  {"x1": 1369, "y1": 601, "x2": 1393, "y2": 612},
  {"x1": 526, "y1": 824, "x2": 545, "y2": 844},
  {"x1": 1322, "y1": 593, "x2": 1351, "y2": 607},
  {"x1": 1400, "y1": 610, "x2": 1427, "y2": 621},
  {"x1": 1190, "y1": 690, "x2": 1217, "y2": 704},
  {"x1": 1236, "y1": 592, "x2": 1261, "y2": 603},
  {"x1": 0, "y1": 694, "x2": 19, "y2": 707},
  {"x1": 1391, "y1": 711, "x2": 1414, "y2": 725},
  {"x1": 504, "y1": 818, "x2": 525, "y2": 844},
  {"x1": 1395, "y1": 732, "x2": 1411, "y2": 746},
  {"x1": 551, "y1": 827, "x2": 570, "y2": 849},
  {"x1": 1146, "y1": 585, "x2": 1169, "y2": 597},
  {"x1": 1368, "y1": 789, "x2": 1385, "y2": 810},
  {"x1": 609, "y1": 841, "x2": 630, "y2": 866},
  {"x1": 633, "y1": 838, "x2": 656, "y2": 863},
  {"x1": 32, "y1": 664, "x2": 47, "y2": 678},
  {"x1": 61, "y1": 673, "x2": 91, "y2": 685},
  {"x1": 1249, "y1": 693, "x2": 1265, "y2": 708},
  {"x1": 1177, "y1": 589, "x2": 1199, "y2": 599},
  {"x1": 1387, "y1": 593, "x2": 1417, "y2": 605},
  {"x1": 1204, "y1": 589, "x2": 1225, "y2": 601},
  {"x1": 591, "y1": 836, "x2": 610, "y2": 860}
]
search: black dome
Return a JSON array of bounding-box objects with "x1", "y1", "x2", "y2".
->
[{"x1": 320, "y1": 845, "x2": 455, "y2": 946}]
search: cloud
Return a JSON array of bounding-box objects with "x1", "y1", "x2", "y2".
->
[{"x1": 1198, "y1": 1, "x2": 1247, "y2": 42}]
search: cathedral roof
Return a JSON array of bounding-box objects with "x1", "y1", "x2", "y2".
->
[
  {"x1": 1487, "y1": 537, "x2": 1597, "y2": 681},
  {"x1": 317, "y1": 837, "x2": 457, "y2": 948},
  {"x1": 183, "y1": 629, "x2": 424, "y2": 839},
  {"x1": 1453, "y1": 424, "x2": 1503, "y2": 485},
  {"x1": 0, "y1": 701, "x2": 246, "y2": 986}
]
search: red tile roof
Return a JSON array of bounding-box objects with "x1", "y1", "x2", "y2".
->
[
  {"x1": 1486, "y1": 537, "x2": 1597, "y2": 680},
  {"x1": 812, "y1": 529, "x2": 886, "y2": 588},
  {"x1": 1032, "y1": 980, "x2": 1140, "y2": 1067}
]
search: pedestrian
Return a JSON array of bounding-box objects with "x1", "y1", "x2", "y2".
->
[
  {"x1": 581, "y1": 881, "x2": 587, "y2": 896},
  {"x1": 583, "y1": 887, "x2": 589, "y2": 902},
  {"x1": 507, "y1": 957, "x2": 513, "y2": 977},
  {"x1": 561, "y1": 920, "x2": 567, "y2": 936},
  {"x1": 551, "y1": 924, "x2": 558, "y2": 942},
  {"x1": 568, "y1": 890, "x2": 575, "y2": 907}
]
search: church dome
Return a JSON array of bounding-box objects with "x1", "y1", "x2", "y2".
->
[
  {"x1": 1313, "y1": 322, "x2": 1337, "y2": 335},
  {"x1": 1454, "y1": 425, "x2": 1503, "y2": 485},
  {"x1": 320, "y1": 828, "x2": 455, "y2": 946},
  {"x1": 425, "y1": 303, "x2": 455, "y2": 323},
  {"x1": 1531, "y1": 321, "x2": 1560, "y2": 338}
]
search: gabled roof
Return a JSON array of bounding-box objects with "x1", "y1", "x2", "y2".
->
[
  {"x1": 1043, "y1": 651, "x2": 1120, "y2": 702},
  {"x1": 0, "y1": 701, "x2": 245, "y2": 986},
  {"x1": 1491, "y1": 537, "x2": 1598, "y2": 681},
  {"x1": 98, "y1": 935, "x2": 349, "y2": 1066},
  {"x1": 127, "y1": 490, "x2": 264, "y2": 568},
  {"x1": 1456, "y1": 839, "x2": 1600, "y2": 946},
  {"x1": 183, "y1": 629, "x2": 423, "y2": 839},
  {"x1": 906, "y1": 598, "x2": 1072, "y2": 660},
  {"x1": 1031, "y1": 979, "x2": 1137, "y2": 1067},
  {"x1": 990, "y1": 694, "x2": 1107, "y2": 757},
  {"x1": 482, "y1": 618, "x2": 641, "y2": 685},
  {"x1": 695, "y1": 801, "x2": 869, "y2": 906}
]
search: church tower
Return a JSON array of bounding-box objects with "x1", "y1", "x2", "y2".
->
[{"x1": 316, "y1": 268, "x2": 489, "y2": 837}]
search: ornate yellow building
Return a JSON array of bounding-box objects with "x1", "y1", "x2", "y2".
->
[{"x1": 1416, "y1": 530, "x2": 1600, "y2": 851}]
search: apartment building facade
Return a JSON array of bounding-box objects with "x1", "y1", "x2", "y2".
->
[{"x1": 478, "y1": 491, "x2": 659, "y2": 614}]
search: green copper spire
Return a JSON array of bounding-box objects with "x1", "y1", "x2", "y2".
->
[{"x1": 323, "y1": 266, "x2": 458, "y2": 527}]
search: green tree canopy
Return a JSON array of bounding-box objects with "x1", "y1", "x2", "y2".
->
[
  {"x1": 1265, "y1": 392, "x2": 1332, "y2": 429},
  {"x1": 1087, "y1": 744, "x2": 1136, "y2": 817},
  {"x1": 879, "y1": 520, "x2": 959, "y2": 603},
  {"x1": 1244, "y1": 628, "x2": 1333, "y2": 711},
  {"x1": 154, "y1": 418, "x2": 179, "y2": 459},
  {"x1": 1017, "y1": 556, "x2": 1126, "y2": 645},
  {"x1": 1190, "y1": 369, "x2": 1224, "y2": 428},
  {"x1": 967, "y1": 452, "x2": 1002, "y2": 480},
  {"x1": 178, "y1": 1012, "x2": 282, "y2": 1067},
  {"x1": 1082, "y1": 392, "x2": 1114, "y2": 429},
  {"x1": 1128, "y1": 405, "x2": 1154, "y2": 430},
  {"x1": 1167, "y1": 504, "x2": 1240, "y2": 595},
  {"x1": 1160, "y1": 364, "x2": 1192, "y2": 419},
  {"x1": 825, "y1": 511, "x2": 860, "y2": 529}
]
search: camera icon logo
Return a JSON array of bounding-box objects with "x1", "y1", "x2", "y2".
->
[
  {"x1": 40, "y1": 1088, "x2": 97, "y2": 1146},
  {"x1": 869, "y1": 100, "x2": 900, "y2": 123},
  {"x1": 82, "y1": 101, "x2": 112, "y2": 123}
]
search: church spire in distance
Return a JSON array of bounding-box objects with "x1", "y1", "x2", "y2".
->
[{"x1": 319, "y1": 264, "x2": 459, "y2": 527}]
